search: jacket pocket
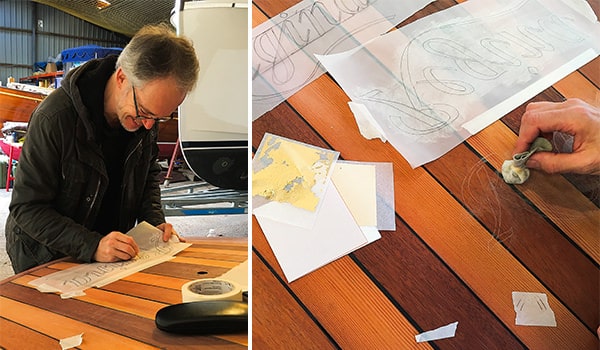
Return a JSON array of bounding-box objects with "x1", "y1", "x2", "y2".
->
[
  {"x1": 57, "y1": 161, "x2": 99, "y2": 223},
  {"x1": 6, "y1": 217, "x2": 57, "y2": 273}
]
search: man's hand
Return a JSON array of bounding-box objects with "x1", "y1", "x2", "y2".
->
[
  {"x1": 514, "y1": 99, "x2": 600, "y2": 175},
  {"x1": 94, "y1": 231, "x2": 140, "y2": 262},
  {"x1": 157, "y1": 222, "x2": 185, "y2": 242}
]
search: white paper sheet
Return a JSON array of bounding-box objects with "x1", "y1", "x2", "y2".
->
[
  {"x1": 252, "y1": 0, "x2": 435, "y2": 120},
  {"x1": 218, "y1": 259, "x2": 248, "y2": 291},
  {"x1": 318, "y1": 0, "x2": 600, "y2": 167},
  {"x1": 415, "y1": 322, "x2": 458, "y2": 342},
  {"x1": 331, "y1": 162, "x2": 378, "y2": 227},
  {"x1": 29, "y1": 222, "x2": 191, "y2": 298},
  {"x1": 512, "y1": 291, "x2": 557, "y2": 327},
  {"x1": 255, "y1": 181, "x2": 370, "y2": 282},
  {"x1": 333, "y1": 160, "x2": 396, "y2": 231}
]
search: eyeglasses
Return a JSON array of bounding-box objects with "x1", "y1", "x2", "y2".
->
[{"x1": 132, "y1": 86, "x2": 176, "y2": 123}]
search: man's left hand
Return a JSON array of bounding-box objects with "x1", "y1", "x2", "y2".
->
[{"x1": 156, "y1": 222, "x2": 185, "y2": 242}]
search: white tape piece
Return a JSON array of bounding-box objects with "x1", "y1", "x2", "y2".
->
[
  {"x1": 181, "y1": 279, "x2": 243, "y2": 303},
  {"x1": 415, "y1": 321, "x2": 458, "y2": 343},
  {"x1": 59, "y1": 333, "x2": 83, "y2": 350},
  {"x1": 348, "y1": 101, "x2": 388, "y2": 142}
]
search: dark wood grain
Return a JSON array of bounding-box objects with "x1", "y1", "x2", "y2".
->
[
  {"x1": 0, "y1": 87, "x2": 44, "y2": 128},
  {"x1": 252, "y1": 249, "x2": 339, "y2": 350}
]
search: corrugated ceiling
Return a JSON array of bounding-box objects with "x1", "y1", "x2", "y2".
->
[{"x1": 32, "y1": 0, "x2": 177, "y2": 37}]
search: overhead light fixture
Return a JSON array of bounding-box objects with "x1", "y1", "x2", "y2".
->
[{"x1": 96, "y1": 0, "x2": 111, "y2": 10}]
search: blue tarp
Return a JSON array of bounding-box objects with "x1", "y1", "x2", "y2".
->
[{"x1": 61, "y1": 45, "x2": 123, "y2": 63}]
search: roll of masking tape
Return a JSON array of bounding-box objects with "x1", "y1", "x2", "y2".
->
[{"x1": 181, "y1": 279, "x2": 243, "y2": 303}]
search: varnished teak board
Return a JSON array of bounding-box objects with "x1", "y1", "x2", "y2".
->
[
  {"x1": 252, "y1": 1, "x2": 599, "y2": 349},
  {"x1": 0, "y1": 238, "x2": 248, "y2": 349}
]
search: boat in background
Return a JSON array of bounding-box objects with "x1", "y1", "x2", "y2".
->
[{"x1": 172, "y1": 0, "x2": 248, "y2": 190}]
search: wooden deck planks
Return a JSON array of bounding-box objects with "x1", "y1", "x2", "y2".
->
[
  {"x1": 252, "y1": 250, "x2": 340, "y2": 350},
  {"x1": 0, "y1": 241, "x2": 248, "y2": 348}
]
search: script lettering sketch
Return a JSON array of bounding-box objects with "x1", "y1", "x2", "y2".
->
[
  {"x1": 254, "y1": 0, "x2": 376, "y2": 94},
  {"x1": 364, "y1": 10, "x2": 583, "y2": 136},
  {"x1": 252, "y1": 0, "x2": 435, "y2": 119},
  {"x1": 318, "y1": 0, "x2": 599, "y2": 167},
  {"x1": 29, "y1": 222, "x2": 191, "y2": 296}
]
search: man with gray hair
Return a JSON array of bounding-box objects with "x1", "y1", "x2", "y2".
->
[{"x1": 6, "y1": 23, "x2": 200, "y2": 273}]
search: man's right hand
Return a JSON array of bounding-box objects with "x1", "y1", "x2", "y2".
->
[{"x1": 93, "y1": 231, "x2": 140, "y2": 262}]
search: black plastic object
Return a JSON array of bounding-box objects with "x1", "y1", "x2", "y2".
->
[{"x1": 155, "y1": 300, "x2": 248, "y2": 334}]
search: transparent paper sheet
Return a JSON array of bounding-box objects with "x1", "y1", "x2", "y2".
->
[
  {"x1": 252, "y1": 133, "x2": 339, "y2": 229},
  {"x1": 252, "y1": 0, "x2": 435, "y2": 120},
  {"x1": 29, "y1": 222, "x2": 191, "y2": 298},
  {"x1": 317, "y1": 0, "x2": 600, "y2": 167}
]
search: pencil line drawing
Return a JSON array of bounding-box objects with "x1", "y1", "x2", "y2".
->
[
  {"x1": 252, "y1": 0, "x2": 434, "y2": 119},
  {"x1": 384, "y1": 5, "x2": 583, "y2": 136},
  {"x1": 29, "y1": 222, "x2": 191, "y2": 296},
  {"x1": 318, "y1": 0, "x2": 598, "y2": 166}
]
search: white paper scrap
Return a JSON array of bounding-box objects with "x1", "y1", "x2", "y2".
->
[
  {"x1": 512, "y1": 291, "x2": 557, "y2": 327},
  {"x1": 415, "y1": 321, "x2": 458, "y2": 343},
  {"x1": 59, "y1": 333, "x2": 83, "y2": 350},
  {"x1": 218, "y1": 259, "x2": 248, "y2": 291}
]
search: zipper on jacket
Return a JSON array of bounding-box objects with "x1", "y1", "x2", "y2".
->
[{"x1": 83, "y1": 179, "x2": 102, "y2": 226}]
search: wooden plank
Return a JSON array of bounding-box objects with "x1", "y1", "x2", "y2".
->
[
  {"x1": 252, "y1": 220, "x2": 435, "y2": 349},
  {"x1": 553, "y1": 71, "x2": 600, "y2": 107},
  {"x1": 119, "y1": 271, "x2": 189, "y2": 290},
  {"x1": 100, "y1": 280, "x2": 183, "y2": 305},
  {"x1": 468, "y1": 122, "x2": 600, "y2": 264},
  {"x1": 0, "y1": 296, "x2": 160, "y2": 350},
  {"x1": 142, "y1": 261, "x2": 231, "y2": 280},
  {"x1": 177, "y1": 250, "x2": 247, "y2": 262},
  {"x1": 171, "y1": 256, "x2": 243, "y2": 269},
  {"x1": 0, "y1": 283, "x2": 244, "y2": 348},
  {"x1": 578, "y1": 56, "x2": 600, "y2": 89},
  {"x1": 426, "y1": 141, "x2": 599, "y2": 329},
  {"x1": 180, "y1": 246, "x2": 248, "y2": 256},
  {"x1": 11, "y1": 274, "x2": 166, "y2": 320},
  {"x1": 252, "y1": 251, "x2": 339, "y2": 349},
  {"x1": 0, "y1": 318, "x2": 58, "y2": 349}
]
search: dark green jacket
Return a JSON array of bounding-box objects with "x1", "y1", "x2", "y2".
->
[{"x1": 6, "y1": 56, "x2": 165, "y2": 273}]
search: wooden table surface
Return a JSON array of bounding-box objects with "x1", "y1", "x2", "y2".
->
[
  {"x1": 252, "y1": 1, "x2": 600, "y2": 349},
  {"x1": 0, "y1": 238, "x2": 248, "y2": 349}
]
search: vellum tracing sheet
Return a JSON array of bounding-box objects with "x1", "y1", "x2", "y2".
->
[
  {"x1": 252, "y1": 0, "x2": 435, "y2": 120},
  {"x1": 317, "y1": 0, "x2": 600, "y2": 167},
  {"x1": 29, "y1": 222, "x2": 191, "y2": 298}
]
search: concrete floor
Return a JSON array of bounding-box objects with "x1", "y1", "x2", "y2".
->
[{"x1": 0, "y1": 179, "x2": 248, "y2": 281}]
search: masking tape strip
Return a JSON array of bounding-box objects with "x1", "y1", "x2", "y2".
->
[{"x1": 181, "y1": 278, "x2": 243, "y2": 303}]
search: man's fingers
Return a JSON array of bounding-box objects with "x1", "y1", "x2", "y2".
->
[{"x1": 527, "y1": 151, "x2": 592, "y2": 175}]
